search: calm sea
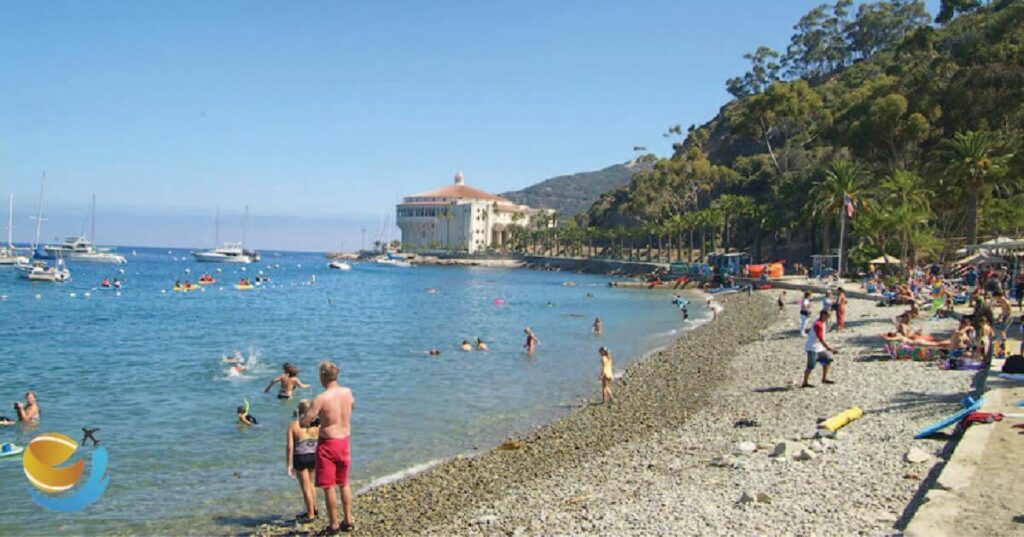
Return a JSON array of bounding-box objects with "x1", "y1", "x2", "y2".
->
[{"x1": 0, "y1": 248, "x2": 706, "y2": 535}]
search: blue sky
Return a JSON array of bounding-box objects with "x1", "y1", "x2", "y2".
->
[{"x1": 0, "y1": 1, "x2": 939, "y2": 251}]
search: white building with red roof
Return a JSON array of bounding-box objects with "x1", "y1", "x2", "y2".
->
[{"x1": 396, "y1": 171, "x2": 545, "y2": 254}]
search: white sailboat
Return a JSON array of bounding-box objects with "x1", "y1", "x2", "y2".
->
[
  {"x1": 192, "y1": 206, "x2": 260, "y2": 263},
  {"x1": 15, "y1": 173, "x2": 72, "y2": 281},
  {"x1": 42, "y1": 195, "x2": 126, "y2": 264},
  {"x1": 0, "y1": 194, "x2": 29, "y2": 265}
]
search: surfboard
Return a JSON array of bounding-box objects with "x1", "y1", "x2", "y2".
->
[
  {"x1": 0, "y1": 444, "x2": 24, "y2": 458},
  {"x1": 914, "y1": 396, "x2": 984, "y2": 439}
]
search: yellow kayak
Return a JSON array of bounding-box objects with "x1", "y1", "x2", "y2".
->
[
  {"x1": 172, "y1": 285, "x2": 200, "y2": 292},
  {"x1": 234, "y1": 284, "x2": 254, "y2": 291}
]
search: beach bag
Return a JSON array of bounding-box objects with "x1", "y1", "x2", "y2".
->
[{"x1": 1003, "y1": 355, "x2": 1024, "y2": 374}]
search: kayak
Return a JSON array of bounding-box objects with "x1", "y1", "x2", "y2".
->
[
  {"x1": 197, "y1": 279, "x2": 216, "y2": 286},
  {"x1": 234, "y1": 284, "x2": 254, "y2": 290},
  {"x1": 172, "y1": 285, "x2": 199, "y2": 292},
  {"x1": 0, "y1": 443, "x2": 24, "y2": 458}
]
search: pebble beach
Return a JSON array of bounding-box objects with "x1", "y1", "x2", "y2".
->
[{"x1": 257, "y1": 291, "x2": 977, "y2": 536}]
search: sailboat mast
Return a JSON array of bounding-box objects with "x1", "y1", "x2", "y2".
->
[
  {"x1": 242, "y1": 205, "x2": 249, "y2": 247},
  {"x1": 7, "y1": 193, "x2": 13, "y2": 249},
  {"x1": 214, "y1": 207, "x2": 220, "y2": 246},
  {"x1": 90, "y1": 194, "x2": 96, "y2": 242},
  {"x1": 33, "y1": 173, "x2": 46, "y2": 249}
]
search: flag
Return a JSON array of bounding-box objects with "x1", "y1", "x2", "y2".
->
[{"x1": 843, "y1": 194, "x2": 855, "y2": 218}]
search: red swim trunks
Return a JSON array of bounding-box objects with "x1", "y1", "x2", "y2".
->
[{"x1": 315, "y1": 436, "x2": 351, "y2": 488}]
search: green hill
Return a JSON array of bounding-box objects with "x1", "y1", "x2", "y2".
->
[{"x1": 501, "y1": 161, "x2": 649, "y2": 220}]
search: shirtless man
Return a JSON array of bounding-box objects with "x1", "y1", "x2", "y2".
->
[
  {"x1": 264, "y1": 363, "x2": 310, "y2": 399},
  {"x1": 301, "y1": 361, "x2": 355, "y2": 534},
  {"x1": 593, "y1": 317, "x2": 603, "y2": 336},
  {"x1": 993, "y1": 291, "x2": 1013, "y2": 338},
  {"x1": 14, "y1": 391, "x2": 40, "y2": 423}
]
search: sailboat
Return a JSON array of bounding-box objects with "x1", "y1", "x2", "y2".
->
[
  {"x1": 192, "y1": 205, "x2": 260, "y2": 263},
  {"x1": 0, "y1": 194, "x2": 29, "y2": 265},
  {"x1": 15, "y1": 173, "x2": 72, "y2": 281},
  {"x1": 42, "y1": 195, "x2": 126, "y2": 263}
]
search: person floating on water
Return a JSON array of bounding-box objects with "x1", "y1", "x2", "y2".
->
[
  {"x1": 460, "y1": 340, "x2": 473, "y2": 352},
  {"x1": 264, "y1": 363, "x2": 311, "y2": 400},
  {"x1": 427, "y1": 348, "x2": 441, "y2": 357},
  {"x1": 113, "y1": 278, "x2": 122, "y2": 289},
  {"x1": 101, "y1": 278, "x2": 110, "y2": 288},
  {"x1": 299, "y1": 361, "x2": 356, "y2": 533},
  {"x1": 524, "y1": 327, "x2": 540, "y2": 354},
  {"x1": 237, "y1": 400, "x2": 258, "y2": 425},
  {"x1": 14, "y1": 391, "x2": 40, "y2": 423},
  {"x1": 593, "y1": 317, "x2": 603, "y2": 335},
  {"x1": 599, "y1": 347, "x2": 614, "y2": 403},
  {"x1": 475, "y1": 338, "x2": 489, "y2": 351},
  {"x1": 287, "y1": 399, "x2": 320, "y2": 524}
]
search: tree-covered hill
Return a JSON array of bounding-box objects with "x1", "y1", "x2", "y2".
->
[
  {"x1": 501, "y1": 160, "x2": 650, "y2": 221},
  {"x1": 576, "y1": 0, "x2": 1023, "y2": 266}
]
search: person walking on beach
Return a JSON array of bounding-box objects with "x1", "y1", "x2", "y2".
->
[
  {"x1": 835, "y1": 288, "x2": 848, "y2": 332},
  {"x1": 524, "y1": 327, "x2": 540, "y2": 354},
  {"x1": 301, "y1": 361, "x2": 355, "y2": 534},
  {"x1": 287, "y1": 399, "x2": 320, "y2": 524},
  {"x1": 777, "y1": 291, "x2": 787, "y2": 315},
  {"x1": 13, "y1": 391, "x2": 40, "y2": 423},
  {"x1": 799, "y1": 292, "x2": 812, "y2": 336},
  {"x1": 264, "y1": 363, "x2": 311, "y2": 400},
  {"x1": 599, "y1": 347, "x2": 614, "y2": 403},
  {"x1": 593, "y1": 317, "x2": 603, "y2": 336},
  {"x1": 802, "y1": 310, "x2": 838, "y2": 388}
]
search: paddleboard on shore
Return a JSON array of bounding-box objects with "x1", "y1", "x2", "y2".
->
[{"x1": 914, "y1": 396, "x2": 984, "y2": 439}]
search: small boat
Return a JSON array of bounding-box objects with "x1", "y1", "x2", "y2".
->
[
  {"x1": 16, "y1": 259, "x2": 71, "y2": 282},
  {"x1": 234, "y1": 283, "x2": 254, "y2": 291},
  {"x1": 329, "y1": 260, "x2": 352, "y2": 271},
  {"x1": 40, "y1": 196, "x2": 127, "y2": 264},
  {"x1": 374, "y1": 251, "x2": 411, "y2": 268},
  {"x1": 197, "y1": 275, "x2": 216, "y2": 285},
  {"x1": 172, "y1": 283, "x2": 200, "y2": 292},
  {"x1": 192, "y1": 206, "x2": 259, "y2": 263}
]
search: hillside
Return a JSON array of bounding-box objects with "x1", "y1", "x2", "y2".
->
[
  {"x1": 501, "y1": 161, "x2": 649, "y2": 220},
  {"x1": 579, "y1": 0, "x2": 1024, "y2": 263}
]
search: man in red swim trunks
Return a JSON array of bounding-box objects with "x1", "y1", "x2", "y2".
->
[{"x1": 302, "y1": 360, "x2": 355, "y2": 534}]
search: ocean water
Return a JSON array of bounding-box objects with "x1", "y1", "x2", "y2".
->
[{"x1": 0, "y1": 249, "x2": 707, "y2": 535}]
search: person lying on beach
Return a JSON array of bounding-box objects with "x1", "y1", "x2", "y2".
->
[
  {"x1": 475, "y1": 338, "x2": 489, "y2": 351},
  {"x1": 524, "y1": 328, "x2": 540, "y2": 353},
  {"x1": 287, "y1": 399, "x2": 320, "y2": 523},
  {"x1": 237, "y1": 401, "x2": 258, "y2": 426},
  {"x1": 599, "y1": 347, "x2": 614, "y2": 403},
  {"x1": 460, "y1": 340, "x2": 473, "y2": 352},
  {"x1": 264, "y1": 363, "x2": 311, "y2": 399},
  {"x1": 593, "y1": 317, "x2": 603, "y2": 335},
  {"x1": 14, "y1": 391, "x2": 40, "y2": 423}
]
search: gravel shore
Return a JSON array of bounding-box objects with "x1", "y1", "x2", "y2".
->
[{"x1": 256, "y1": 292, "x2": 976, "y2": 536}]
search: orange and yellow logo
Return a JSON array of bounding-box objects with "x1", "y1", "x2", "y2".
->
[{"x1": 23, "y1": 432, "x2": 109, "y2": 511}]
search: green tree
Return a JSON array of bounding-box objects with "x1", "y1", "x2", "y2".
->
[
  {"x1": 808, "y1": 160, "x2": 869, "y2": 255},
  {"x1": 879, "y1": 169, "x2": 931, "y2": 262},
  {"x1": 936, "y1": 130, "x2": 1012, "y2": 245},
  {"x1": 726, "y1": 46, "x2": 782, "y2": 98}
]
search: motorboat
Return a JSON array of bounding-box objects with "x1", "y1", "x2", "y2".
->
[
  {"x1": 374, "y1": 252, "x2": 412, "y2": 268},
  {"x1": 191, "y1": 206, "x2": 259, "y2": 263},
  {"x1": 192, "y1": 243, "x2": 257, "y2": 263},
  {"x1": 16, "y1": 259, "x2": 71, "y2": 282},
  {"x1": 329, "y1": 260, "x2": 352, "y2": 270},
  {"x1": 41, "y1": 236, "x2": 127, "y2": 264}
]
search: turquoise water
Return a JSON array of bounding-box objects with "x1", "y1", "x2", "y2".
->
[{"x1": 0, "y1": 249, "x2": 706, "y2": 535}]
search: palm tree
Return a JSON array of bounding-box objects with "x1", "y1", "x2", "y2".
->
[
  {"x1": 879, "y1": 170, "x2": 932, "y2": 263},
  {"x1": 808, "y1": 160, "x2": 869, "y2": 255},
  {"x1": 937, "y1": 130, "x2": 1010, "y2": 246}
]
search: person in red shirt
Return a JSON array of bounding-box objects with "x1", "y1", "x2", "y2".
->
[{"x1": 803, "y1": 309, "x2": 838, "y2": 388}]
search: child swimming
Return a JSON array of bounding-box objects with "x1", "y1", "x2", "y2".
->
[{"x1": 237, "y1": 400, "x2": 258, "y2": 425}]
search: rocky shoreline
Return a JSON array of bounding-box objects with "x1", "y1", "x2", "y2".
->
[{"x1": 254, "y1": 293, "x2": 974, "y2": 536}]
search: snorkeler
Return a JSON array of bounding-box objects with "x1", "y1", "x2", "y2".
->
[
  {"x1": 427, "y1": 348, "x2": 441, "y2": 357},
  {"x1": 460, "y1": 340, "x2": 473, "y2": 352},
  {"x1": 475, "y1": 338, "x2": 489, "y2": 351},
  {"x1": 237, "y1": 400, "x2": 258, "y2": 425}
]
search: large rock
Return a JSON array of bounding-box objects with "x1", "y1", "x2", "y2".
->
[
  {"x1": 771, "y1": 441, "x2": 808, "y2": 458},
  {"x1": 904, "y1": 447, "x2": 932, "y2": 464},
  {"x1": 734, "y1": 441, "x2": 758, "y2": 455}
]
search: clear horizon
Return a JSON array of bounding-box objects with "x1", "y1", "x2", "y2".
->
[{"x1": 0, "y1": 1, "x2": 940, "y2": 250}]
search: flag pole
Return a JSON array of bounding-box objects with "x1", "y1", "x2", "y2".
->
[{"x1": 838, "y1": 194, "x2": 847, "y2": 279}]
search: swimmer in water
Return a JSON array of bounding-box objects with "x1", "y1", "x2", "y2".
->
[
  {"x1": 223, "y1": 350, "x2": 245, "y2": 364},
  {"x1": 428, "y1": 348, "x2": 441, "y2": 357},
  {"x1": 599, "y1": 347, "x2": 613, "y2": 403},
  {"x1": 264, "y1": 363, "x2": 311, "y2": 399},
  {"x1": 593, "y1": 317, "x2": 603, "y2": 335},
  {"x1": 682, "y1": 305, "x2": 689, "y2": 320},
  {"x1": 237, "y1": 402, "x2": 258, "y2": 425},
  {"x1": 524, "y1": 327, "x2": 540, "y2": 354},
  {"x1": 460, "y1": 340, "x2": 473, "y2": 352},
  {"x1": 546, "y1": 301, "x2": 555, "y2": 308},
  {"x1": 475, "y1": 338, "x2": 489, "y2": 351}
]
